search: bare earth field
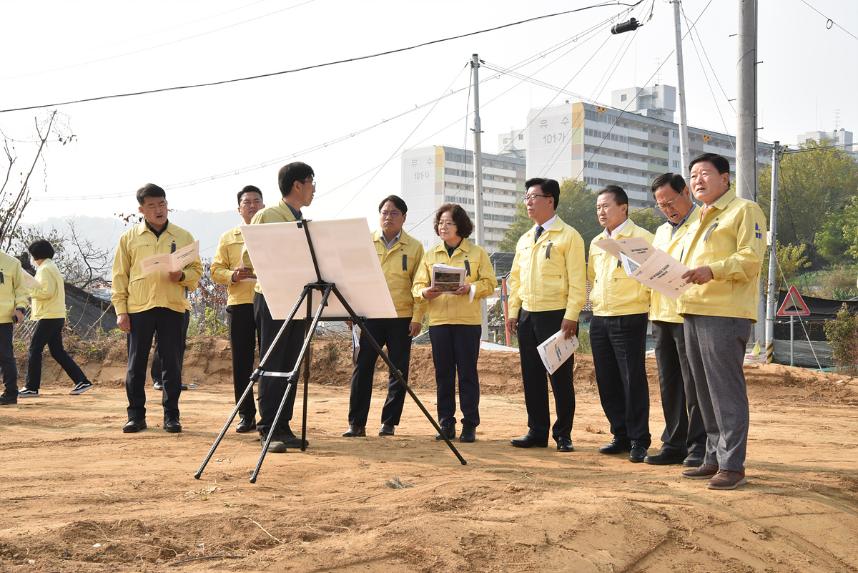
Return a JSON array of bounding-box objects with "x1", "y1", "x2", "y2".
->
[{"x1": 1, "y1": 336, "x2": 857, "y2": 572}]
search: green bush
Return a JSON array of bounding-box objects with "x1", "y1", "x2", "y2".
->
[{"x1": 823, "y1": 305, "x2": 858, "y2": 373}]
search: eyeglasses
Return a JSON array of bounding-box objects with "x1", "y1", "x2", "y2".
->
[
  {"x1": 655, "y1": 196, "x2": 681, "y2": 210},
  {"x1": 380, "y1": 210, "x2": 403, "y2": 218},
  {"x1": 522, "y1": 193, "x2": 551, "y2": 202},
  {"x1": 437, "y1": 220, "x2": 457, "y2": 228},
  {"x1": 302, "y1": 177, "x2": 316, "y2": 187}
]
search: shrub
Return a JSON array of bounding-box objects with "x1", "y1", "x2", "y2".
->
[{"x1": 823, "y1": 305, "x2": 858, "y2": 373}]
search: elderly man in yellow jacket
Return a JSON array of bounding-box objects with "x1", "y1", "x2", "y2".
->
[
  {"x1": 643, "y1": 174, "x2": 705, "y2": 467},
  {"x1": 0, "y1": 251, "x2": 29, "y2": 405},
  {"x1": 112, "y1": 184, "x2": 202, "y2": 434},
  {"x1": 506, "y1": 177, "x2": 586, "y2": 453},
  {"x1": 210, "y1": 185, "x2": 265, "y2": 434},
  {"x1": 342, "y1": 195, "x2": 425, "y2": 438},
  {"x1": 588, "y1": 185, "x2": 654, "y2": 463},
  {"x1": 678, "y1": 153, "x2": 767, "y2": 490}
]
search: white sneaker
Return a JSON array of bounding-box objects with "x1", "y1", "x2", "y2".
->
[{"x1": 17, "y1": 388, "x2": 39, "y2": 398}]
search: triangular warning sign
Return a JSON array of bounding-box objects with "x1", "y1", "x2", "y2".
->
[{"x1": 776, "y1": 285, "x2": 811, "y2": 317}]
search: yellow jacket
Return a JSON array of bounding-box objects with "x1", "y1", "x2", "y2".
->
[
  {"x1": 677, "y1": 190, "x2": 767, "y2": 321},
  {"x1": 0, "y1": 251, "x2": 29, "y2": 324},
  {"x1": 373, "y1": 229, "x2": 426, "y2": 323},
  {"x1": 412, "y1": 239, "x2": 497, "y2": 326},
  {"x1": 587, "y1": 220, "x2": 654, "y2": 316},
  {"x1": 507, "y1": 217, "x2": 587, "y2": 322},
  {"x1": 248, "y1": 199, "x2": 298, "y2": 295},
  {"x1": 111, "y1": 222, "x2": 202, "y2": 315},
  {"x1": 30, "y1": 259, "x2": 67, "y2": 320},
  {"x1": 649, "y1": 205, "x2": 699, "y2": 323},
  {"x1": 210, "y1": 226, "x2": 256, "y2": 306}
]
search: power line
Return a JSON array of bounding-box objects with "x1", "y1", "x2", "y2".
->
[
  {"x1": 0, "y1": 1, "x2": 643, "y2": 115},
  {"x1": 797, "y1": 0, "x2": 858, "y2": 42}
]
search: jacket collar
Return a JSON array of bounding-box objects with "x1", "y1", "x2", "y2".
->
[
  {"x1": 434, "y1": 237, "x2": 472, "y2": 255},
  {"x1": 135, "y1": 221, "x2": 173, "y2": 237},
  {"x1": 600, "y1": 218, "x2": 637, "y2": 239},
  {"x1": 527, "y1": 216, "x2": 566, "y2": 243}
]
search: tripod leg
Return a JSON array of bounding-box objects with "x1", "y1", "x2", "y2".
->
[
  {"x1": 332, "y1": 286, "x2": 467, "y2": 465},
  {"x1": 251, "y1": 379, "x2": 294, "y2": 483}
]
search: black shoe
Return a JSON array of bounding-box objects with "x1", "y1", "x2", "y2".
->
[
  {"x1": 260, "y1": 434, "x2": 287, "y2": 453},
  {"x1": 644, "y1": 449, "x2": 686, "y2": 465},
  {"x1": 0, "y1": 393, "x2": 18, "y2": 405},
  {"x1": 379, "y1": 423, "x2": 395, "y2": 436},
  {"x1": 459, "y1": 425, "x2": 476, "y2": 443},
  {"x1": 683, "y1": 453, "x2": 704, "y2": 467},
  {"x1": 599, "y1": 437, "x2": 631, "y2": 454},
  {"x1": 123, "y1": 419, "x2": 147, "y2": 433},
  {"x1": 435, "y1": 424, "x2": 456, "y2": 441},
  {"x1": 283, "y1": 431, "x2": 309, "y2": 448},
  {"x1": 153, "y1": 381, "x2": 163, "y2": 391},
  {"x1": 342, "y1": 425, "x2": 366, "y2": 437},
  {"x1": 236, "y1": 415, "x2": 256, "y2": 433},
  {"x1": 629, "y1": 442, "x2": 648, "y2": 463},
  {"x1": 164, "y1": 416, "x2": 182, "y2": 433},
  {"x1": 555, "y1": 436, "x2": 575, "y2": 452},
  {"x1": 511, "y1": 432, "x2": 549, "y2": 448}
]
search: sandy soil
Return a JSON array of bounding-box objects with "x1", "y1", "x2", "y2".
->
[{"x1": 0, "y1": 336, "x2": 856, "y2": 572}]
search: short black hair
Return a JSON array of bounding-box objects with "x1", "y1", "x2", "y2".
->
[
  {"x1": 277, "y1": 162, "x2": 314, "y2": 197},
  {"x1": 650, "y1": 173, "x2": 686, "y2": 195},
  {"x1": 136, "y1": 183, "x2": 166, "y2": 205},
  {"x1": 434, "y1": 203, "x2": 474, "y2": 238},
  {"x1": 378, "y1": 195, "x2": 408, "y2": 214},
  {"x1": 237, "y1": 185, "x2": 263, "y2": 206},
  {"x1": 597, "y1": 185, "x2": 628, "y2": 206},
  {"x1": 689, "y1": 153, "x2": 730, "y2": 176},
  {"x1": 28, "y1": 239, "x2": 55, "y2": 260},
  {"x1": 525, "y1": 177, "x2": 560, "y2": 209}
]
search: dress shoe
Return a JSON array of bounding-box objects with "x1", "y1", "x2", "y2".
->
[
  {"x1": 708, "y1": 469, "x2": 747, "y2": 490},
  {"x1": 0, "y1": 393, "x2": 18, "y2": 405},
  {"x1": 510, "y1": 432, "x2": 549, "y2": 448},
  {"x1": 379, "y1": 423, "x2": 395, "y2": 436},
  {"x1": 459, "y1": 425, "x2": 476, "y2": 443},
  {"x1": 260, "y1": 434, "x2": 287, "y2": 453},
  {"x1": 342, "y1": 425, "x2": 366, "y2": 437},
  {"x1": 122, "y1": 419, "x2": 147, "y2": 433},
  {"x1": 283, "y1": 431, "x2": 309, "y2": 448},
  {"x1": 163, "y1": 416, "x2": 182, "y2": 433},
  {"x1": 682, "y1": 463, "x2": 719, "y2": 479},
  {"x1": 435, "y1": 425, "x2": 456, "y2": 441},
  {"x1": 629, "y1": 442, "x2": 648, "y2": 463},
  {"x1": 683, "y1": 453, "x2": 704, "y2": 467},
  {"x1": 644, "y1": 449, "x2": 686, "y2": 465},
  {"x1": 598, "y1": 438, "x2": 631, "y2": 454},
  {"x1": 236, "y1": 416, "x2": 256, "y2": 433},
  {"x1": 555, "y1": 437, "x2": 575, "y2": 452}
]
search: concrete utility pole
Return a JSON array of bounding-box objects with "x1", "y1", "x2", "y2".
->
[
  {"x1": 672, "y1": 0, "x2": 691, "y2": 180},
  {"x1": 764, "y1": 141, "x2": 781, "y2": 363},
  {"x1": 471, "y1": 53, "x2": 485, "y2": 246},
  {"x1": 736, "y1": 0, "x2": 758, "y2": 201}
]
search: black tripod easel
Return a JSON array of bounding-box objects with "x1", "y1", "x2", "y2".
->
[{"x1": 195, "y1": 219, "x2": 467, "y2": 483}]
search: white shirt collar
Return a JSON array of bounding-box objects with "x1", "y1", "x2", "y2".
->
[
  {"x1": 607, "y1": 218, "x2": 629, "y2": 238},
  {"x1": 534, "y1": 214, "x2": 557, "y2": 232}
]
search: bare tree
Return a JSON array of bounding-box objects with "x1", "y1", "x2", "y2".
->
[{"x1": 14, "y1": 221, "x2": 110, "y2": 289}]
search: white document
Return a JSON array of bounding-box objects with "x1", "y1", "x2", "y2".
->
[
  {"x1": 240, "y1": 218, "x2": 397, "y2": 320},
  {"x1": 236, "y1": 246, "x2": 257, "y2": 282},
  {"x1": 20, "y1": 271, "x2": 40, "y2": 290},
  {"x1": 140, "y1": 241, "x2": 200, "y2": 276},
  {"x1": 595, "y1": 237, "x2": 655, "y2": 264},
  {"x1": 351, "y1": 324, "x2": 361, "y2": 365},
  {"x1": 536, "y1": 331, "x2": 579, "y2": 375},
  {"x1": 431, "y1": 263, "x2": 465, "y2": 292},
  {"x1": 628, "y1": 249, "x2": 692, "y2": 298}
]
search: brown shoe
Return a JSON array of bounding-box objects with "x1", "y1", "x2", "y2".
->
[
  {"x1": 708, "y1": 470, "x2": 747, "y2": 490},
  {"x1": 682, "y1": 463, "x2": 718, "y2": 479}
]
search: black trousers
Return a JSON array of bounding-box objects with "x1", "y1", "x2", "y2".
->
[
  {"x1": 151, "y1": 310, "x2": 190, "y2": 384},
  {"x1": 517, "y1": 309, "x2": 575, "y2": 440},
  {"x1": 652, "y1": 320, "x2": 706, "y2": 455},
  {"x1": 590, "y1": 313, "x2": 651, "y2": 446},
  {"x1": 26, "y1": 318, "x2": 87, "y2": 390},
  {"x1": 229, "y1": 303, "x2": 258, "y2": 418},
  {"x1": 0, "y1": 323, "x2": 17, "y2": 396},
  {"x1": 347, "y1": 317, "x2": 412, "y2": 427},
  {"x1": 126, "y1": 307, "x2": 184, "y2": 420},
  {"x1": 429, "y1": 324, "x2": 481, "y2": 428},
  {"x1": 254, "y1": 292, "x2": 305, "y2": 437}
]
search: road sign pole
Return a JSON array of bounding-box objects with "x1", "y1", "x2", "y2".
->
[{"x1": 789, "y1": 315, "x2": 794, "y2": 367}]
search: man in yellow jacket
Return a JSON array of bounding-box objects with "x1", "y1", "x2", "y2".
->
[
  {"x1": 210, "y1": 185, "x2": 265, "y2": 433},
  {"x1": 249, "y1": 162, "x2": 316, "y2": 453},
  {"x1": 342, "y1": 195, "x2": 425, "y2": 438},
  {"x1": 588, "y1": 186, "x2": 654, "y2": 463},
  {"x1": 112, "y1": 184, "x2": 202, "y2": 433},
  {"x1": 643, "y1": 174, "x2": 705, "y2": 467},
  {"x1": 506, "y1": 177, "x2": 586, "y2": 453},
  {"x1": 0, "y1": 251, "x2": 29, "y2": 405},
  {"x1": 678, "y1": 153, "x2": 767, "y2": 490}
]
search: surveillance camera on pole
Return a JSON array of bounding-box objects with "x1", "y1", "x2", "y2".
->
[{"x1": 611, "y1": 17, "x2": 641, "y2": 35}]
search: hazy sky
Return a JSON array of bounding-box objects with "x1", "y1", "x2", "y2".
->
[{"x1": 2, "y1": 0, "x2": 856, "y2": 230}]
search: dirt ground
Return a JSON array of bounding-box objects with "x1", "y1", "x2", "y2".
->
[{"x1": 1, "y1": 335, "x2": 857, "y2": 572}]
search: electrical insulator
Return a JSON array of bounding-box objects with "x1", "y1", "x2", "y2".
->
[{"x1": 611, "y1": 18, "x2": 640, "y2": 35}]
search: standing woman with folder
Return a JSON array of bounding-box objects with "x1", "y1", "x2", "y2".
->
[{"x1": 412, "y1": 204, "x2": 496, "y2": 443}]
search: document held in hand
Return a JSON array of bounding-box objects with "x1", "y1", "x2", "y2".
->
[
  {"x1": 431, "y1": 264, "x2": 465, "y2": 292},
  {"x1": 537, "y1": 331, "x2": 579, "y2": 375},
  {"x1": 140, "y1": 241, "x2": 200, "y2": 276},
  {"x1": 595, "y1": 237, "x2": 691, "y2": 298}
]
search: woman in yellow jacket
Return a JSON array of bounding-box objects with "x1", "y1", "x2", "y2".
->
[
  {"x1": 18, "y1": 240, "x2": 92, "y2": 397},
  {"x1": 412, "y1": 204, "x2": 496, "y2": 443}
]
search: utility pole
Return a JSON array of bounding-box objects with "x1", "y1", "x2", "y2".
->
[
  {"x1": 764, "y1": 141, "x2": 781, "y2": 363},
  {"x1": 470, "y1": 53, "x2": 488, "y2": 340},
  {"x1": 672, "y1": 0, "x2": 690, "y2": 180},
  {"x1": 736, "y1": 0, "x2": 758, "y2": 200}
]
